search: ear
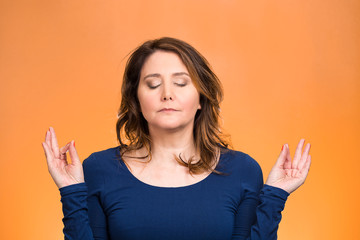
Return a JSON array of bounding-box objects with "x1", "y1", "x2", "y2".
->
[{"x1": 197, "y1": 103, "x2": 201, "y2": 110}]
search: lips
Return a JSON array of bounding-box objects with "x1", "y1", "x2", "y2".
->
[{"x1": 159, "y1": 108, "x2": 178, "y2": 112}]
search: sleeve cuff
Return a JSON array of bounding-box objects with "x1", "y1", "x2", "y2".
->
[
  {"x1": 262, "y1": 184, "x2": 290, "y2": 201},
  {"x1": 59, "y1": 182, "x2": 88, "y2": 197}
]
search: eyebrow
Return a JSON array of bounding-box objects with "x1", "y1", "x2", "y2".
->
[{"x1": 143, "y1": 72, "x2": 190, "y2": 80}]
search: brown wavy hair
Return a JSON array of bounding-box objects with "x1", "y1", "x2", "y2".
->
[{"x1": 116, "y1": 37, "x2": 231, "y2": 174}]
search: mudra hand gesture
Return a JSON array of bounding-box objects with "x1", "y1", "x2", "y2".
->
[
  {"x1": 42, "y1": 127, "x2": 84, "y2": 189},
  {"x1": 265, "y1": 139, "x2": 311, "y2": 194}
]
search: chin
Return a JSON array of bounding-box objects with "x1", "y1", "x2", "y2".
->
[
  {"x1": 158, "y1": 124, "x2": 185, "y2": 131},
  {"x1": 150, "y1": 122, "x2": 190, "y2": 132}
]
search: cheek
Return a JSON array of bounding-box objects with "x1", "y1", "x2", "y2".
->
[
  {"x1": 137, "y1": 91, "x2": 156, "y2": 114},
  {"x1": 181, "y1": 91, "x2": 200, "y2": 111}
]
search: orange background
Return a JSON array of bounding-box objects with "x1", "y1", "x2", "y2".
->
[{"x1": 1, "y1": 0, "x2": 359, "y2": 239}]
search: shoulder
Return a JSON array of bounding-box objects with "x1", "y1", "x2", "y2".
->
[
  {"x1": 218, "y1": 148, "x2": 263, "y2": 181},
  {"x1": 220, "y1": 148, "x2": 261, "y2": 171},
  {"x1": 82, "y1": 146, "x2": 122, "y2": 182},
  {"x1": 83, "y1": 146, "x2": 120, "y2": 167},
  {"x1": 217, "y1": 148, "x2": 264, "y2": 194}
]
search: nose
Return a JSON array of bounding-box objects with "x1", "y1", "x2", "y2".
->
[
  {"x1": 163, "y1": 95, "x2": 173, "y2": 101},
  {"x1": 161, "y1": 82, "x2": 173, "y2": 101}
]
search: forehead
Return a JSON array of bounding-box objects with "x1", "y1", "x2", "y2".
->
[{"x1": 140, "y1": 50, "x2": 189, "y2": 77}]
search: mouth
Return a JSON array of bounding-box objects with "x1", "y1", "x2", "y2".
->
[{"x1": 159, "y1": 108, "x2": 178, "y2": 112}]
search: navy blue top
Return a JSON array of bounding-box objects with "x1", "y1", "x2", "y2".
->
[{"x1": 59, "y1": 147, "x2": 289, "y2": 240}]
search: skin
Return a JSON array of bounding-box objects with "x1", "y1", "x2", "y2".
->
[
  {"x1": 42, "y1": 51, "x2": 311, "y2": 193},
  {"x1": 137, "y1": 50, "x2": 201, "y2": 133}
]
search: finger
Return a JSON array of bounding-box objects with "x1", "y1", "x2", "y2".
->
[
  {"x1": 283, "y1": 144, "x2": 292, "y2": 169},
  {"x1": 298, "y1": 143, "x2": 311, "y2": 170},
  {"x1": 45, "y1": 130, "x2": 51, "y2": 149},
  {"x1": 59, "y1": 143, "x2": 70, "y2": 154},
  {"x1": 44, "y1": 129, "x2": 48, "y2": 141},
  {"x1": 42, "y1": 142, "x2": 54, "y2": 165},
  {"x1": 49, "y1": 127, "x2": 60, "y2": 159},
  {"x1": 59, "y1": 142, "x2": 71, "y2": 161},
  {"x1": 300, "y1": 155, "x2": 312, "y2": 179},
  {"x1": 274, "y1": 144, "x2": 288, "y2": 168},
  {"x1": 292, "y1": 138, "x2": 305, "y2": 169},
  {"x1": 68, "y1": 140, "x2": 81, "y2": 165}
]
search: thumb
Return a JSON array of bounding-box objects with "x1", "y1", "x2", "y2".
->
[{"x1": 68, "y1": 140, "x2": 81, "y2": 165}]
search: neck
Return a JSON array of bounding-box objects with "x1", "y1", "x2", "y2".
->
[{"x1": 147, "y1": 124, "x2": 197, "y2": 167}]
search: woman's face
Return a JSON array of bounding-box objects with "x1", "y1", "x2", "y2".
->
[{"x1": 137, "y1": 50, "x2": 201, "y2": 132}]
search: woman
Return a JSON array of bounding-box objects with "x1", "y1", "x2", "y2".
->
[{"x1": 42, "y1": 37, "x2": 311, "y2": 240}]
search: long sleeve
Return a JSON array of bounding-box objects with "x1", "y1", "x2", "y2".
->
[
  {"x1": 59, "y1": 154, "x2": 108, "y2": 240},
  {"x1": 231, "y1": 154, "x2": 289, "y2": 240},
  {"x1": 60, "y1": 183, "x2": 95, "y2": 240}
]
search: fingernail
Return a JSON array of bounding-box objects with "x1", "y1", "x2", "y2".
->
[
  {"x1": 73, "y1": 140, "x2": 75, "y2": 147},
  {"x1": 281, "y1": 145, "x2": 284, "y2": 151}
]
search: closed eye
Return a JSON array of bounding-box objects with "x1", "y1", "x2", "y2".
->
[{"x1": 148, "y1": 84, "x2": 160, "y2": 89}]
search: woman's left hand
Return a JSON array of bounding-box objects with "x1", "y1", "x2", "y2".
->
[{"x1": 265, "y1": 139, "x2": 312, "y2": 194}]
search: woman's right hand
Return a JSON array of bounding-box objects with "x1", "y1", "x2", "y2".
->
[{"x1": 42, "y1": 127, "x2": 84, "y2": 189}]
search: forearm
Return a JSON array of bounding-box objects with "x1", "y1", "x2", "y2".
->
[
  {"x1": 60, "y1": 183, "x2": 95, "y2": 240},
  {"x1": 232, "y1": 184, "x2": 289, "y2": 240}
]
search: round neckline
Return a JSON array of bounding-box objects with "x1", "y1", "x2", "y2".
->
[{"x1": 118, "y1": 150, "x2": 221, "y2": 190}]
